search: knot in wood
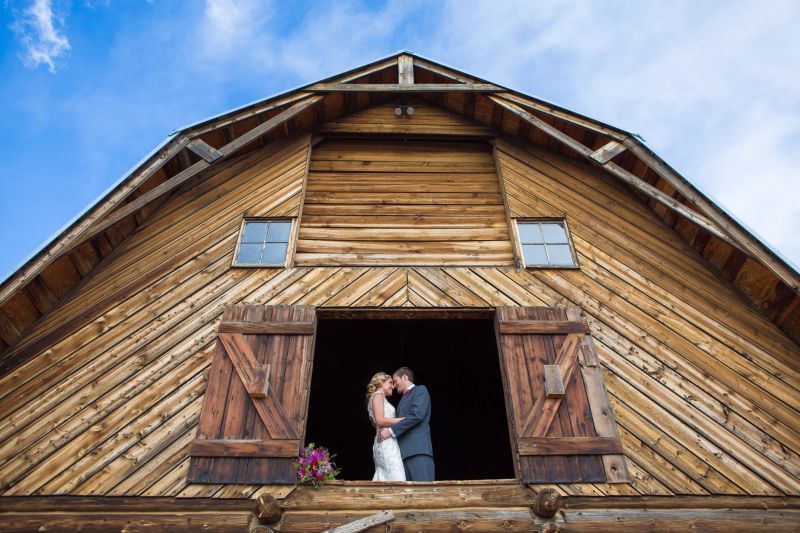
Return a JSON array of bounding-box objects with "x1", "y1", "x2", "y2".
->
[
  {"x1": 531, "y1": 488, "x2": 561, "y2": 518},
  {"x1": 254, "y1": 493, "x2": 283, "y2": 524}
]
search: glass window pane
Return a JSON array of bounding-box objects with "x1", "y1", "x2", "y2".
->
[
  {"x1": 242, "y1": 221, "x2": 268, "y2": 243},
  {"x1": 237, "y1": 243, "x2": 263, "y2": 264},
  {"x1": 541, "y1": 222, "x2": 568, "y2": 243},
  {"x1": 517, "y1": 223, "x2": 543, "y2": 244},
  {"x1": 266, "y1": 221, "x2": 292, "y2": 242},
  {"x1": 522, "y1": 244, "x2": 548, "y2": 266},
  {"x1": 261, "y1": 242, "x2": 289, "y2": 265},
  {"x1": 547, "y1": 244, "x2": 575, "y2": 266}
]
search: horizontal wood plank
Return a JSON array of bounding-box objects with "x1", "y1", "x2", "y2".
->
[
  {"x1": 190, "y1": 439, "x2": 299, "y2": 457},
  {"x1": 217, "y1": 320, "x2": 315, "y2": 335},
  {"x1": 498, "y1": 320, "x2": 589, "y2": 334},
  {"x1": 518, "y1": 437, "x2": 624, "y2": 455}
]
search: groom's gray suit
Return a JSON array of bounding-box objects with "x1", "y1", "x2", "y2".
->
[{"x1": 391, "y1": 385, "x2": 434, "y2": 481}]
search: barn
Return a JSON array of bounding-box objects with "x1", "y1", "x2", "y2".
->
[{"x1": 0, "y1": 52, "x2": 798, "y2": 531}]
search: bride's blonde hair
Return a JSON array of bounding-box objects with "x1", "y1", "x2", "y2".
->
[{"x1": 365, "y1": 372, "x2": 391, "y2": 400}]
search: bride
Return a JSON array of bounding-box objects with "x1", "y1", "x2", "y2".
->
[{"x1": 366, "y1": 372, "x2": 406, "y2": 481}]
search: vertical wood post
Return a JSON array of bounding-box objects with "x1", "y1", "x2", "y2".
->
[{"x1": 398, "y1": 55, "x2": 414, "y2": 84}]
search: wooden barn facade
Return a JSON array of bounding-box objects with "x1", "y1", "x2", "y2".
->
[{"x1": 1, "y1": 52, "x2": 799, "y2": 531}]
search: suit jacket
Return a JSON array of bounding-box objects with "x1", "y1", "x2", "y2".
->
[{"x1": 392, "y1": 385, "x2": 433, "y2": 459}]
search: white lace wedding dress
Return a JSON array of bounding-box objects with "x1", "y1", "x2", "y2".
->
[{"x1": 367, "y1": 392, "x2": 406, "y2": 481}]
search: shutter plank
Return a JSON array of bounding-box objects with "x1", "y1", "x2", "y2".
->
[
  {"x1": 566, "y1": 308, "x2": 629, "y2": 483},
  {"x1": 218, "y1": 320, "x2": 315, "y2": 335},
  {"x1": 189, "y1": 304, "x2": 316, "y2": 485},
  {"x1": 520, "y1": 308, "x2": 580, "y2": 482},
  {"x1": 191, "y1": 439, "x2": 300, "y2": 457},
  {"x1": 212, "y1": 305, "x2": 258, "y2": 484},
  {"x1": 518, "y1": 437, "x2": 624, "y2": 455},
  {"x1": 521, "y1": 332, "x2": 581, "y2": 436},
  {"x1": 219, "y1": 333, "x2": 270, "y2": 398},
  {"x1": 550, "y1": 319, "x2": 605, "y2": 482},
  {"x1": 187, "y1": 337, "x2": 235, "y2": 483},
  {"x1": 498, "y1": 319, "x2": 589, "y2": 334},
  {"x1": 495, "y1": 306, "x2": 626, "y2": 484}
]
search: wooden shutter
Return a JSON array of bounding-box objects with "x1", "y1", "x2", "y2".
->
[
  {"x1": 188, "y1": 304, "x2": 316, "y2": 484},
  {"x1": 495, "y1": 306, "x2": 628, "y2": 483}
]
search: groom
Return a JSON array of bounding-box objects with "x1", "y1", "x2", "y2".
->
[{"x1": 378, "y1": 367, "x2": 434, "y2": 481}]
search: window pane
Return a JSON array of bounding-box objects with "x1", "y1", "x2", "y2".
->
[
  {"x1": 242, "y1": 221, "x2": 268, "y2": 243},
  {"x1": 541, "y1": 222, "x2": 568, "y2": 243},
  {"x1": 517, "y1": 223, "x2": 543, "y2": 244},
  {"x1": 522, "y1": 244, "x2": 548, "y2": 265},
  {"x1": 237, "y1": 243, "x2": 263, "y2": 264},
  {"x1": 547, "y1": 244, "x2": 575, "y2": 266},
  {"x1": 266, "y1": 221, "x2": 292, "y2": 242},
  {"x1": 261, "y1": 242, "x2": 289, "y2": 265}
]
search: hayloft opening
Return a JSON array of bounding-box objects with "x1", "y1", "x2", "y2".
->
[{"x1": 305, "y1": 314, "x2": 515, "y2": 481}]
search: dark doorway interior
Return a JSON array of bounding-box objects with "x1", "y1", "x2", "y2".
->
[{"x1": 305, "y1": 318, "x2": 515, "y2": 481}]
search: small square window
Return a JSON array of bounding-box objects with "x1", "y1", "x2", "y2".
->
[
  {"x1": 235, "y1": 219, "x2": 292, "y2": 266},
  {"x1": 517, "y1": 220, "x2": 577, "y2": 268}
]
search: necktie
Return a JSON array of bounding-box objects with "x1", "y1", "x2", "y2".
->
[{"x1": 403, "y1": 389, "x2": 410, "y2": 398}]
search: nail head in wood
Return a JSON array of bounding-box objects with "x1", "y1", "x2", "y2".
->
[{"x1": 532, "y1": 488, "x2": 562, "y2": 518}]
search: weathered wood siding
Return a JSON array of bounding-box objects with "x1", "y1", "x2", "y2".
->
[
  {"x1": 0, "y1": 117, "x2": 798, "y2": 501},
  {"x1": 296, "y1": 138, "x2": 513, "y2": 266}
]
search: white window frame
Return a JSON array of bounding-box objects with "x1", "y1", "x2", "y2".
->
[
  {"x1": 514, "y1": 218, "x2": 579, "y2": 269},
  {"x1": 232, "y1": 217, "x2": 296, "y2": 268}
]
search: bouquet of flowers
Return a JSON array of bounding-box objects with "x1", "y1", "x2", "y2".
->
[{"x1": 296, "y1": 443, "x2": 340, "y2": 488}]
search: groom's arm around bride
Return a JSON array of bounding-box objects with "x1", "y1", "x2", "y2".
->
[{"x1": 379, "y1": 368, "x2": 434, "y2": 481}]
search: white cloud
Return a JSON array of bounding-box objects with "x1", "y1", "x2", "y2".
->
[
  {"x1": 427, "y1": 1, "x2": 800, "y2": 267},
  {"x1": 11, "y1": 0, "x2": 71, "y2": 73},
  {"x1": 201, "y1": 0, "x2": 272, "y2": 59}
]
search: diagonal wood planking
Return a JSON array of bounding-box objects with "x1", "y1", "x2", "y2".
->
[{"x1": 0, "y1": 113, "x2": 798, "y2": 502}]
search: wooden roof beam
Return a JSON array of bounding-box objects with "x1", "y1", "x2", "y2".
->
[
  {"x1": 187, "y1": 139, "x2": 223, "y2": 163},
  {"x1": 489, "y1": 95, "x2": 745, "y2": 252},
  {"x1": 57, "y1": 95, "x2": 324, "y2": 256},
  {"x1": 590, "y1": 141, "x2": 627, "y2": 164},
  {"x1": 398, "y1": 54, "x2": 414, "y2": 84},
  {"x1": 307, "y1": 83, "x2": 503, "y2": 92}
]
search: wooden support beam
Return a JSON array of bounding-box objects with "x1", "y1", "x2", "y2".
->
[
  {"x1": 590, "y1": 140, "x2": 626, "y2": 164},
  {"x1": 497, "y1": 320, "x2": 589, "y2": 334},
  {"x1": 57, "y1": 96, "x2": 323, "y2": 257},
  {"x1": 307, "y1": 83, "x2": 503, "y2": 92},
  {"x1": 602, "y1": 161, "x2": 746, "y2": 250},
  {"x1": 190, "y1": 439, "x2": 299, "y2": 457},
  {"x1": 398, "y1": 54, "x2": 414, "y2": 84},
  {"x1": 0, "y1": 135, "x2": 189, "y2": 307},
  {"x1": 518, "y1": 437, "x2": 625, "y2": 455},
  {"x1": 490, "y1": 95, "x2": 745, "y2": 251},
  {"x1": 218, "y1": 320, "x2": 316, "y2": 335},
  {"x1": 413, "y1": 57, "x2": 479, "y2": 84},
  {"x1": 187, "y1": 138, "x2": 223, "y2": 162}
]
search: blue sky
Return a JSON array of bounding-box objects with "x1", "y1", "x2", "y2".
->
[{"x1": 1, "y1": 0, "x2": 799, "y2": 281}]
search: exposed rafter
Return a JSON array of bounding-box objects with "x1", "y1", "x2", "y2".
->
[
  {"x1": 57, "y1": 95, "x2": 325, "y2": 257},
  {"x1": 488, "y1": 95, "x2": 746, "y2": 253},
  {"x1": 307, "y1": 83, "x2": 503, "y2": 92}
]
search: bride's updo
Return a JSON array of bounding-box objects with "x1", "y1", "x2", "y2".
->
[{"x1": 365, "y1": 372, "x2": 391, "y2": 400}]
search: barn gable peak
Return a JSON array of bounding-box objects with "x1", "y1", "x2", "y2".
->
[{"x1": 0, "y1": 51, "x2": 798, "y2": 358}]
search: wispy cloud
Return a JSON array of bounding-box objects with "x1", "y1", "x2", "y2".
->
[{"x1": 11, "y1": 0, "x2": 71, "y2": 73}]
